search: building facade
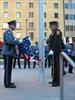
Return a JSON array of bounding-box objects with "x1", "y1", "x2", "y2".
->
[
  {"x1": 1, "y1": 0, "x2": 74, "y2": 43},
  {"x1": 64, "y1": 0, "x2": 75, "y2": 42}
]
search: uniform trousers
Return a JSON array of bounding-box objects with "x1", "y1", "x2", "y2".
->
[
  {"x1": 13, "y1": 58, "x2": 21, "y2": 68},
  {"x1": 3, "y1": 55, "x2": 13, "y2": 87},
  {"x1": 68, "y1": 55, "x2": 75, "y2": 73},
  {"x1": 52, "y1": 54, "x2": 60, "y2": 84},
  {"x1": 45, "y1": 55, "x2": 51, "y2": 68},
  {"x1": 24, "y1": 60, "x2": 30, "y2": 68}
]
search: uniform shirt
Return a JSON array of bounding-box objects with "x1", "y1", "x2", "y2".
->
[{"x1": 2, "y1": 28, "x2": 19, "y2": 56}]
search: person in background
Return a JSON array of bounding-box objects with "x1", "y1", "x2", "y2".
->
[
  {"x1": 31, "y1": 42, "x2": 39, "y2": 68},
  {"x1": 13, "y1": 44, "x2": 21, "y2": 69},
  {"x1": 45, "y1": 43, "x2": 51, "y2": 68},
  {"x1": 2, "y1": 20, "x2": 23, "y2": 88},
  {"x1": 64, "y1": 39, "x2": 73, "y2": 73},
  {"x1": 68, "y1": 43, "x2": 74, "y2": 73},
  {"x1": 24, "y1": 56, "x2": 31, "y2": 69}
]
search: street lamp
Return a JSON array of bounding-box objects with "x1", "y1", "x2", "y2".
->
[{"x1": 26, "y1": 19, "x2": 28, "y2": 36}]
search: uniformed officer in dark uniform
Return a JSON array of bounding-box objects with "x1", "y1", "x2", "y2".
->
[
  {"x1": 64, "y1": 40, "x2": 73, "y2": 73},
  {"x1": 13, "y1": 44, "x2": 21, "y2": 69},
  {"x1": 31, "y1": 42, "x2": 39, "y2": 68},
  {"x1": 2, "y1": 20, "x2": 22, "y2": 88},
  {"x1": 45, "y1": 44, "x2": 51, "y2": 68},
  {"x1": 24, "y1": 57, "x2": 31, "y2": 69},
  {"x1": 47, "y1": 21, "x2": 64, "y2": 86}
]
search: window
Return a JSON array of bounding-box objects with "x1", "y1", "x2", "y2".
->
[
  {"x1": 44, "y1": 22, "x2": 47, "y2": 28},
  {"x1": 70, "y1": 26, "x2": 73, "y2": 31},
  {"x1": 29, "y1": 12, "x2": 34, "y2": 18},
  {"x1": 29, "y1": 32, "x2": 34, "y2": 40},
  {"x1": 44, "y1": 2, "x2": 46, "y2": 5},
  {"x1": 16, "y1": 22, "x2": 21, "y2": 29},
  {"x1": 74, "y1": 26, "x2": 75, "y2": 31},
  {"x1": 29, "y1": 22, "x2": 34, "y2": 28},
  {"x1": 16, "y1": 12, "x2": 21, "y2": 18},
  {"x1": 44, "y1": 12, "x2": 46, "y2": 18},
  {"x1": 66, "y1": 25, "x2": 69, "y2": 31},
  {"x1": 65, "y1": 3, "x2": 75, "y2": 9},
  {"x1": 3, "y1": 23, "x2": 8, "y2": 28},
  {"x1": 3, "y1": 12, "x2": 8, "y2": 18},
  {"x1": 44, "y1": 2, "x2": 46, "y2": 9},
  {"x1": 74, "y1": 15, "x2": 75, "y2": 20},
  {"x1": 29, "y1": 2, "x2": 34, "y2": 8},
  {"x1": 66, "y1": 25, "x2": 75, "y2": 31},
  {"x1": 16, "y1": 2, "x2": 21, "y2": 8},
  {"x1": 65, "y1": 14, "x2": 69, "y2": 20},
  {"x1": 65, "y1": 14, "x2": 75, "y2": 20},
  {"x1": 54, "y1": 3, "x2": 59, "y2": 8},
  {"x1": 68, "y1": 3, "x2": 72, "y2": 8},
  {"x1": 54, "y1": 13, "x2": 59, "y2": 18},
  {"x1": 3, "y1": 2, "x2": 8, "y2": 8},
  {"x1": 73, "y1": 4, "x2": 75, "y2": 8},
  {"x1": 44, "y1": 32, "x2": 47, "y2": 37},
  {"x1": 70, "y1": 14, "x2": 74, "y2": 20}
]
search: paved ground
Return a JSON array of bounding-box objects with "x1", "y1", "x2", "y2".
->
[{"x1": 0, "y1": 63, "x2": 75, "y2": 100}]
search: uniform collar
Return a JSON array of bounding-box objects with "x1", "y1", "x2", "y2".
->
[{"x1": 9, "y1": 28, "x2": 13, "y2": 32}]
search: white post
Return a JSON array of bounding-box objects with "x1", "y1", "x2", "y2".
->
[
  {"x1": 39, "y1": 0, "x2": 45, "y2": 82},
  {"x1": 60, "y1": 54, "x2": 64, "y2": 100}
]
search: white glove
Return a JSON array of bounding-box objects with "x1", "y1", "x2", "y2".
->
[
  {"x1": 30, "y1": 56, "x2": 34, "y2": 62},
  {"x1": 49, "y1": 50, "x2": 54, "y2": 55},
  {"x1": 68, "y1": 49, "x2": 71, "y2": 52},
  {"x1": 19, "y1": 39, "x2": 23, "y2": 44}
]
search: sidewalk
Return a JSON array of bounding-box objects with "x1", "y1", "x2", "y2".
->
[{"x1": 0, "y1": 65, "x2": 75, "y2": 100}]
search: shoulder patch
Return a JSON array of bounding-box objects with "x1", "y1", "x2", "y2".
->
[{"x1": 8, "y1": 31, "x2": 11, "y2": 33}]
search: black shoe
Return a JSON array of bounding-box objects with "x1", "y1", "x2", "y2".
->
[
  {"x1": 68, "y1": 71, "x2": 73, "y2": 74},
  {"x1": 19, "y1": 67, "x2": 21, "y2": 69},
  {"x1": 63, "y1": 71, "x2": 67, "y2": 75},
  {"x1": 52, "y1": 83, "x2": 60, "y2": 87},
  {"x1": 48, "y1": 81, "x2": 53, "y2": 84},
  {"x1": 10, "y1": 82, "x2": 15, "y2": 85},
  {"x1": 5, "y1": 85, "x2": 16, "y2": 88},
  {"x1": 24, "y1": 66, "x2": 26, "y2": 69},
  {"x1": 33, "y1": 67, "x2": 35, "y2": 68},
  {"x1": 28, "y1": 67, "x2": 31, "y2": 69}
]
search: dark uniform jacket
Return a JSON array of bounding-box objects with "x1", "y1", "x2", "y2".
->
[
  {"x1": 31, "y1": 45, "x2": 39, "y2": 58},
  {"x1": 45, "y1": 45, "x2": 49, "y2": 57},
  {"x1": 64, "y1": 43, "x2": 73, "y2": 56},
  {"x1": 2, "y1": 28, "x2": 19, "y2": 56},
  {"x1": 47, "y1": 29, "x2": 64, "y2": 55}
]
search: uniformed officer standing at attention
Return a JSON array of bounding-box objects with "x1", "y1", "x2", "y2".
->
[
  {"x1": 47, "y1": 21, "x2": 64, "y2": 87},
  {"x1": 2, "y1": 20, "x2": 23, "y2": 88}
]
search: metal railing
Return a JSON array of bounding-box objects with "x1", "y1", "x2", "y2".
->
[{"x1": 60, "y1": 52, "x2": 75, "y2": 100}]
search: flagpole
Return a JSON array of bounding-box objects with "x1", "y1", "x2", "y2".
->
[{"x1": 39, "y1": 0, "x2": 45, "y2": 82}]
